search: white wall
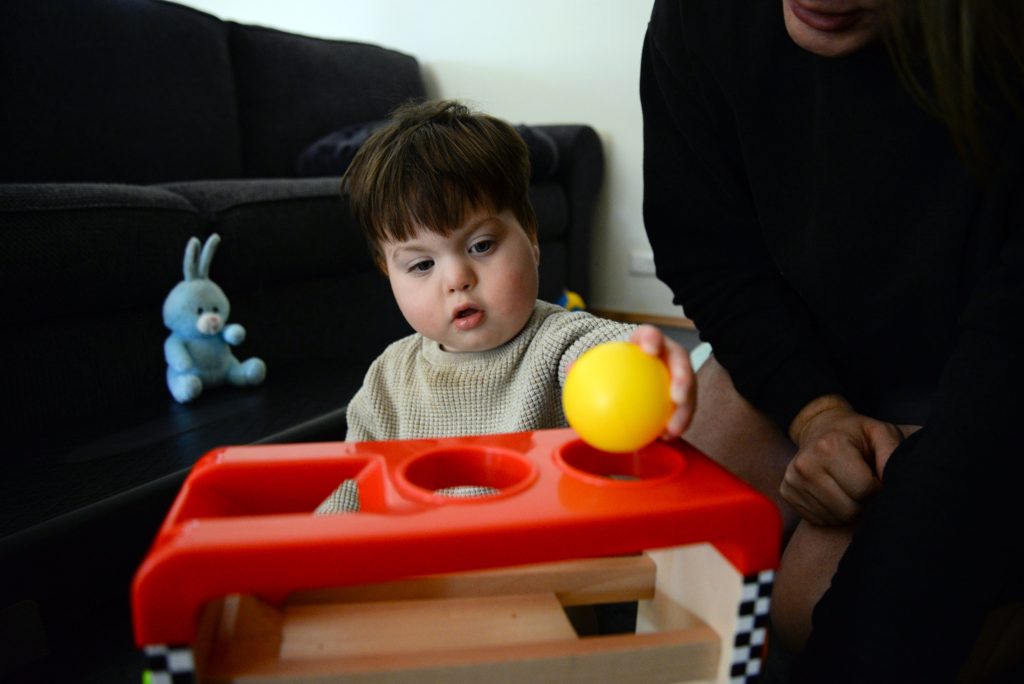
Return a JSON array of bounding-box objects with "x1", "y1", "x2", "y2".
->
[{"x1": 178, "y1": 0, "x2": 682, "y2": 319}]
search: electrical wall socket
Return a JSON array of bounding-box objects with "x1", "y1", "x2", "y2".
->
[{"x1": 629, "y1": 249, "x2": 657, "y2": 277}]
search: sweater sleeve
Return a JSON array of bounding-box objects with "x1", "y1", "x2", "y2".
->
[
  {"x1": 343, "y1": 382, "x2": 378, "y2": 443},
  {"x1": 555, "y1": 318, "x2": 637, "y2": 387},
  {"x1": 344, "y1": 347, "x2": 403, "y2": 442},
  {"x1": 640, "y1": 0, "x2": 843, "y2": 429}
]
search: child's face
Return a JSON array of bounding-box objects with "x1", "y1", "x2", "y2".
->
[{"x1": 382, "y1": 208, "x2": 540, "y2": 353}]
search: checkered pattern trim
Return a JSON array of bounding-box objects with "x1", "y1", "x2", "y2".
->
[
  {"x1": 143, "y1": 644, "x2": 195, "y2": 684},
  {"x1": 730, "y1": 569, "x2": 774, "y2": 684}
]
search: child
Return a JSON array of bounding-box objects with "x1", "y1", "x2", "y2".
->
[{"x1": 317, "y1": 100, "x2": 694, "y2": 513}]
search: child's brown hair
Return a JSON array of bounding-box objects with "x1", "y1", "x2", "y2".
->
[{"x1": 343, "y1": 99, "x2": 538, "y2": 271}]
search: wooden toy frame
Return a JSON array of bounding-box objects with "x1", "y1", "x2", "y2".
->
[{"x1": 134, "y1": 429, "x2": 780, "y2": 683}]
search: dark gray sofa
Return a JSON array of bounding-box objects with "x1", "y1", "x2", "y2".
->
[{"x1": 0, "y1": 1, "x2": 604, "y2": 680}]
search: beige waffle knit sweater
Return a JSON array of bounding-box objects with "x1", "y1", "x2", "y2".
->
[{"x1": 344, "y1": 300, "x2": 636, "y2": 442}]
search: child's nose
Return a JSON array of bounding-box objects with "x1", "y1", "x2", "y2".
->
[{"x1": 444, "y1": 262, "x2": 476, "y2": 293}]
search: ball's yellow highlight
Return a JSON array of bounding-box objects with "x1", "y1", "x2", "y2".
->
[{"x1": 562, "y1": 341, "x2": 674, "y2": 453}]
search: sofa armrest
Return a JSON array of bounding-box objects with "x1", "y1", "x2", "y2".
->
[{"x1": 532, "y1": 125, "x2": 604, "y2": 303}]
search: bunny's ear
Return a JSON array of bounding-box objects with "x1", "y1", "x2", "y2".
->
[
  {"x1": 183, "y1": 237, "x2": 202, "y2": 281},
  {"x1": 198, "y1": 233, "x2": 221, "y2": 279}
]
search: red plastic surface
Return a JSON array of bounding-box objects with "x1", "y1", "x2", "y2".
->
[{"x1": 132, "y1": 428, "x2": 780, "y2": 647}]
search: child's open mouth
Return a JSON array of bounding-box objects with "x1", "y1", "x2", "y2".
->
[{"x1": 453, "y1": 307, "x2": 484, "y2": 330}]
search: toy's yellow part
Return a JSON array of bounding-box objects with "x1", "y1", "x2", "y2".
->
[
  {"x1": 558, "y1": 289, "x2": 586, "y2": 311},
  {"x1": 562, "y1": 341, "x2": 673, "y2": 453}
]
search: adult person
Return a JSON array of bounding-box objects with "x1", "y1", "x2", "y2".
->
[{"x1": 641, "y1": 0, "x2": 1024, "y2": 680}]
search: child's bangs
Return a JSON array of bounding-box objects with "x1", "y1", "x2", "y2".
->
[{"x1": 379, "y1": 171, "x2": 494, "y2": 244}]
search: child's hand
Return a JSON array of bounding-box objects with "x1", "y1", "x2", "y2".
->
[{"x1": 630, "y1": 324, "x2": 696, "y2": 438}]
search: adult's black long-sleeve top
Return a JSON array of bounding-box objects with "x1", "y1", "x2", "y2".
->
[
  {"x1": 641, "y1": 0, "x2": 1021, "y2": 429},
  {"x1": 642, "y1": 0, "x2": 1024, "y2": 679}
]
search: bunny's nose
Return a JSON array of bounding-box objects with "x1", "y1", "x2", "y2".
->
[{"x1": 197, "y1": 312, "x2": 224, "y2": 335}]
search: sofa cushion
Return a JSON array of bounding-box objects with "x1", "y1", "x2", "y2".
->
[
  {"x1": 296, "y1": 120, "x2": 391, "y2": 177},
  {"x1": 0, "y1": 184, "x2": 204, "y2": 453},
  {"x1": 296, "y1": 122, "x2": 560, "y2": 181},
  {"x1": 0, "y1": 184, "x2": 202, "y2": 323},
  {"x1": 159, "y1": 178, "x2": 365, "y2": 285},
  {"x1": 157, "y1": 178, "x2": 412, "y2": 372},
  {"x1": 228, "y1": 23, "x2": 426, "y2": 178},
  {"x1": 530, "y1": 182, "x2": 570, "y2": 243},
  {"x1": 0, "y1": 0, "x2": 242, "y2": 183}
]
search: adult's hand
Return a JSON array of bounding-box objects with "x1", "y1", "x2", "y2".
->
[{"x1": 781, "y1": 395, "x2": 904, "y2": 526}]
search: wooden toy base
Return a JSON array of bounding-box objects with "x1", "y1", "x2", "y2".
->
[
  {"x1": 135, "y1": 432, "x2": 779, "y2": 683},
  {"x1": 175, "y1": 544, "x2": 768, "y2": 684}
]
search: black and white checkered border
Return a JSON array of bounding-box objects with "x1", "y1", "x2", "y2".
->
[
  {"x1": 143, "y1": 644, "x2": 196, "y2": 684},
  {"x1": 730, "y1": 569, "x2": 774, "y2": 684}
]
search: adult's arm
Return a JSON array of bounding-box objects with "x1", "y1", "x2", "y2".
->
[{"x1": 641, "y1": 0, "x2": 842, "y2": 430}]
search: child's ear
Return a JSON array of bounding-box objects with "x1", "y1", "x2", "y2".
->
[{"x1": 531, "y1": 240, "x2": 540, "y2": 266}]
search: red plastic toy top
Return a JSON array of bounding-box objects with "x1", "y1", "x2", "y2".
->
[{"x1": 132, "y1": 428, "x2": 780, "y2": 646}]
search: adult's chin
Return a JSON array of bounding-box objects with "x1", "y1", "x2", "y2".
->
[{"x1": 781, "y1": 0, "x2": 881, "y2": 58}]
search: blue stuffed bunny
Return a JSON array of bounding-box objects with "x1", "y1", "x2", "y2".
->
[{"x1": 162, "y1": 234, "x2": 266, "y2": 403}]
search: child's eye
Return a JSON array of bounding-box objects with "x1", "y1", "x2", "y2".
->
[
  {"x1": 409, "y1": 259, "x2": 434, "y2": 273},
  {"x1": 469, "y1": 239, "x2": 495, "y2": 255}
]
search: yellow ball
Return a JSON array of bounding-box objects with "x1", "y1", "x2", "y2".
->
[{"x1": 562, "y1": 341, "x2": 674, "y2": 453}]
